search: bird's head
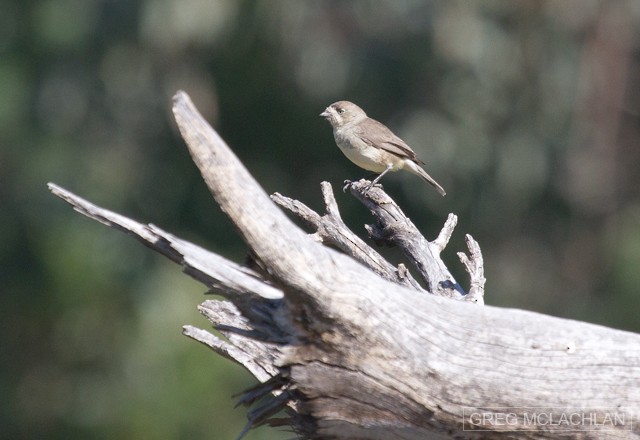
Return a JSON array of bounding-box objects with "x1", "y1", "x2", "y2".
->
[{"x1": 320, "y1": 101, "x2": 367, "y2": 128}]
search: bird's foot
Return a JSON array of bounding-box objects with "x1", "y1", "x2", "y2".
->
[
  {"x1": 364, "y1": 182, "x2": 374, "y2": 193},
  {"x1": 343, "y1": 178, "x2": 382, "y2": 193},
  {"x1": 365, "y1": 181, "x2": 383, "y2": 192}
]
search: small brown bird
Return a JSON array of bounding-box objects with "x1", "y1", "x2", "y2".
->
[{"x1": 320, "y1": 101, "x2": 446, "y2": 196}]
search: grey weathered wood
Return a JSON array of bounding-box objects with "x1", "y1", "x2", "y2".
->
[
  {"x1": 271, "y1": 182, "x2": 424, "y2": 291},
  {"x1": 48, "y1": 91, "x2": 640, "y2": 439},
  {"x1": 457, "y1": 234, "x2": 485, "y2": 304},
  {"x1": 344, "y1": 180, "x2": 467, "y2": 299}
]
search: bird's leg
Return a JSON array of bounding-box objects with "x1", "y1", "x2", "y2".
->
[{"x1": 369, "y1": 163, "x2": 393, "y2": 189}]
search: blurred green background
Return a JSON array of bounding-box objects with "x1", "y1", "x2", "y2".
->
[{"x1": 2, "y1": 1, "x2": 640, "y2": 439}]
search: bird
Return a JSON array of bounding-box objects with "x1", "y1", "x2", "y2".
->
[{"x1": 320, "y1": 100, "x2": 446, "y2": 196}]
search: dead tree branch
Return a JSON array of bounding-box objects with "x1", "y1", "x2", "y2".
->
[{"x1": 48, "y1": 91, "x2": 640, "y2": 439}]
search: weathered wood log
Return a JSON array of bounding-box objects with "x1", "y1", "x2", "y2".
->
[{"x1": 49, "y1": 91, "x2": 639, "y2": 439}]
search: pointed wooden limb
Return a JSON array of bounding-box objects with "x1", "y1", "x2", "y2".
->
[
  {"x1": 345, "y1": 179, "x2": 465, "y2": 299},
  {"x1": 272, "y1": 182, "x2": 423, "y2": 291},
  {"x1": 457, "y1": 234, "x2": 486, "y2": 305}
]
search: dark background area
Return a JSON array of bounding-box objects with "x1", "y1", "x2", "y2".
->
[{"x1": 2, "y1": 1, "x2": 639, "y2": 439}]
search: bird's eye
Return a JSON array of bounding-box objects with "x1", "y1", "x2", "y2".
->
[{"x1": 338, "y1": 108, "x2": 346, "y2": 114}]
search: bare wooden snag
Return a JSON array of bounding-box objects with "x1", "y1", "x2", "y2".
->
[{"x1": 49, "y1": 91, "x2": 640, "y2": 439}]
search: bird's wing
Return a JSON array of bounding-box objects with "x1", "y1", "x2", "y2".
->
[{"x1": 354, "y1": 118, "x2": 424, "y2": 164}]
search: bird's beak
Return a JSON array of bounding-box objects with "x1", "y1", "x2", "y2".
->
[{"x1": 320, "y1": 108, "x2": 331, "y2": 118}]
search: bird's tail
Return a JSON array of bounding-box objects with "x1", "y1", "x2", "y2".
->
[{"x1": 406, "y1": 160, "x2": 446, "y2": 196}]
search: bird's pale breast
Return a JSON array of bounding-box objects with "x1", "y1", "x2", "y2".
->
[{"x1": 334, "y1": 127, "x2": 403, "y2": 173}]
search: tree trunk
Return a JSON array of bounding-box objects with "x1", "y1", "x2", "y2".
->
[{"x1": 49, "y1": 91, "x2": 640, "y2": 439}]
